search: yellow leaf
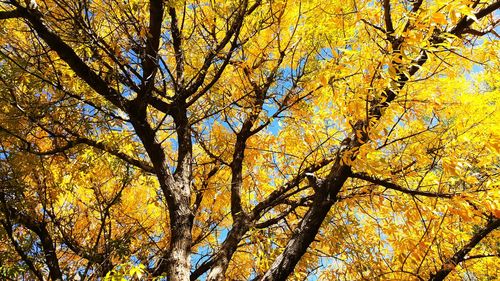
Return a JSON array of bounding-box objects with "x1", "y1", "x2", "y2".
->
[
  {"x1": 319, "y1": 75, "x2": 328, "y2": 86},
  {"x1": 493, "y1": 209, "x2": 500, "y2": 218},
  {"x1": 431, "y1": 13, "x2": 447, "y2": 25}
]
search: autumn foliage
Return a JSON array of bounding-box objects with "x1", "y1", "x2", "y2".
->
[{"x1": 0, "y1": 0, "x2": 499, "y2": 280}]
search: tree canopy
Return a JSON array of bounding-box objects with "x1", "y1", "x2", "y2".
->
[{"x1": 0, "y1": 0, "x2": 499, "y2": 280}]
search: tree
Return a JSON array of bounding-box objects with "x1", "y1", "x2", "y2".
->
[{"x1": 0, "y1": 0, "x2": 499, "y2": 280}]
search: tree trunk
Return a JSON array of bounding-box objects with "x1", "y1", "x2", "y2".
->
[{"x1": 167, "y1": 183, "x2": 193, "y2": 281}]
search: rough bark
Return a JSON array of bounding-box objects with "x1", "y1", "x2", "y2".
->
[
  {"x1": 168, "y1": 194, "x2": 193, "y2": 281},
  {"x1": 130, "y1": 112, "x2": 192, "y2": 281}
]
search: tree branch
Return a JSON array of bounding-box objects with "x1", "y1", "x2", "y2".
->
[
  {"x1": 136, "y1": 0, "x2": 164, "y2": 107},
  {"x1": 350, "y1": 172, "x2": 455, "y2": 198},
  {"x1": 0, "y1": 9, "x2": 21, "y2": 20},
  {"x1": 169, "y1": 6, "x2": 185, "y2": 88},
  {"x1": 0, "y1": 219, "x2": 44, "y2": 281},
  {"x1": 78, "y1": 138, "x2": 155, "y2": 173},
  {"x1": 13, "y1": 4, "x2": 128, "y2": 110},
  {"x1": 0, "y1": 123, "x2": 154, "y2": 173},
  {"x1": 184, "y1": 1, "x2": 248, "y2": 98},
  {"x1": 451, "y1": 1, "x2": 500, "y2": 36},
  {"x1": 429, "y1": 218, "x2": 500, "y2": 281},
  {"x1": 1, "y1": 205, "x2": 63, "y2": 281},
  {"x1": 259, "y1": 157, "x2": 351, "y2": 281},
  {"x1": 382, "y1": 0, "x2": 394, "y2": 33}
]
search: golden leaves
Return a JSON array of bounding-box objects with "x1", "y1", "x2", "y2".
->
[
  {"x1": 0, "y1": 0, "x2": 499, "y2": 279},
  {"x1": 430, "y1": 13, "x2": 448, "y2": 25}
]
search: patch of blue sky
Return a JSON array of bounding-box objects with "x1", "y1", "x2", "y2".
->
[{"x1": 317, "y1": 47, "x2": 334, "y2": 61}]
